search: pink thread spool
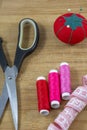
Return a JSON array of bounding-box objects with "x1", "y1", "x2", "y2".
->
[
  {"x1": 48, "y1": 70, "x2": 61, "y2": 109},
  {"x1": 59, "y1": 62, "x2": 71, "y2": 100}
]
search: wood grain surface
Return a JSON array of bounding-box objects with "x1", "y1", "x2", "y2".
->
[{"x1": 0, "y1": 0, "x2": 87, "y2": 130}]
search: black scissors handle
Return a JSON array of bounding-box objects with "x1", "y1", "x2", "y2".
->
[
  {"x1": 0, "y1": 38, "x2": 8, "y2": 72},
  {"x1": 14, "y1": 18, "x2": 39, "y2": 71}
]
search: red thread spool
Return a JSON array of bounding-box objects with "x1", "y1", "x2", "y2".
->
[
  {"x1": 36, "y1": 76, "x2": 50, "y2": 116},
  {"x1": 48, "y1": 70, "x2": 61, "y2": 109},
  {"x1": 54, "y1": 13, "x2": 87, "y2": 45}
]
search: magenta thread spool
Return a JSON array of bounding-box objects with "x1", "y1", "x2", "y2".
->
[
  {"x1": 59, "y1": 62, "x2": 71, "y2": 100},
  {"x1": 48, "y1": 70, "x2": 61, "y2": 109}
]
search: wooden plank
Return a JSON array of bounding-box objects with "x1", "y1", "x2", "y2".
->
[{"x1": 0, "y1": 0, "x2": 87, "y2": 130}]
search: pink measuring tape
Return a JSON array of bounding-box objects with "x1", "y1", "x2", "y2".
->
[{"x1": 47, "y1": 75, "x2": 87, "y2": 130}]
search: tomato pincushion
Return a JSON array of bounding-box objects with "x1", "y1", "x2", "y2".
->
[{"x1": 54, "y1": 13, "x2": 87, "y2": 45}]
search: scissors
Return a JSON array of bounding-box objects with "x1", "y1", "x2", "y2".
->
[{"x1": 0, "y1": 18, "x2": 39, "y2": 130}]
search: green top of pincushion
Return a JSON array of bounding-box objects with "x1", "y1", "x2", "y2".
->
[{"x1": 64, "y1": 14, "x2": 84, "y2": 30}]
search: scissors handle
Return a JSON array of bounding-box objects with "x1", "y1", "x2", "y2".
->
[
  {"x1": 0, "y1": 38, "x2": 8, "y2": 72},
  {"x1": 14, "y1": 18, "x2": 39, "y2": 71}
]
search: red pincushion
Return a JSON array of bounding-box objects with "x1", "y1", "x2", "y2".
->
[{"x1": 54, "y1": 13, "x2": 87, "y2": 45}]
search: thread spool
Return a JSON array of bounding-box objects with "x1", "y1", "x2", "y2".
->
[
  {"x1": 48, "y1": 70, "x2": 61, "y2": 109},
  {"x1": 36, "y1": 76, "x2": 50, "y2": 116},
  {"x1": 59, "y1": 62, "x2": 71, "y2": 100}
]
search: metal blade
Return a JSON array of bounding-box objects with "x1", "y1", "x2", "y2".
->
[
  {"x1": 0, "y1": 81, "x2": 8, "y2": 118},
  {"x1": 6, "y1": 79, "x2": 18, "y2": 130},
  {"x1": 5, "y1": 66, "x2": 18, "y2": 130}
]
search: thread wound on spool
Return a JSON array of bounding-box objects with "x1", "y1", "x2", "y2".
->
[
  {"x1": 36, "y1": 76, "x2": 50, "y2": 116},
  {"x1": 59, "y1": 62, "x2": 71, "y2": 100},
  {"x1": 48, "y1": 70, "x2": 61, "y2": 109}
]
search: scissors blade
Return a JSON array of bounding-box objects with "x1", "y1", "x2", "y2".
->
[
  {"x1": 0, "y1": 81, "x2": 8, "y2": 118},
  {"x1": 5, "y1": 66, "x2": 18, "y2": 130},
  {"x1": 6, "y1": 79, "x2": 18, "y2": 130}
]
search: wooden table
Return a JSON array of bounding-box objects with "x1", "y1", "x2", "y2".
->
[{"x1": 0, "y1": 0, "x2": 87, "y2": 130}]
